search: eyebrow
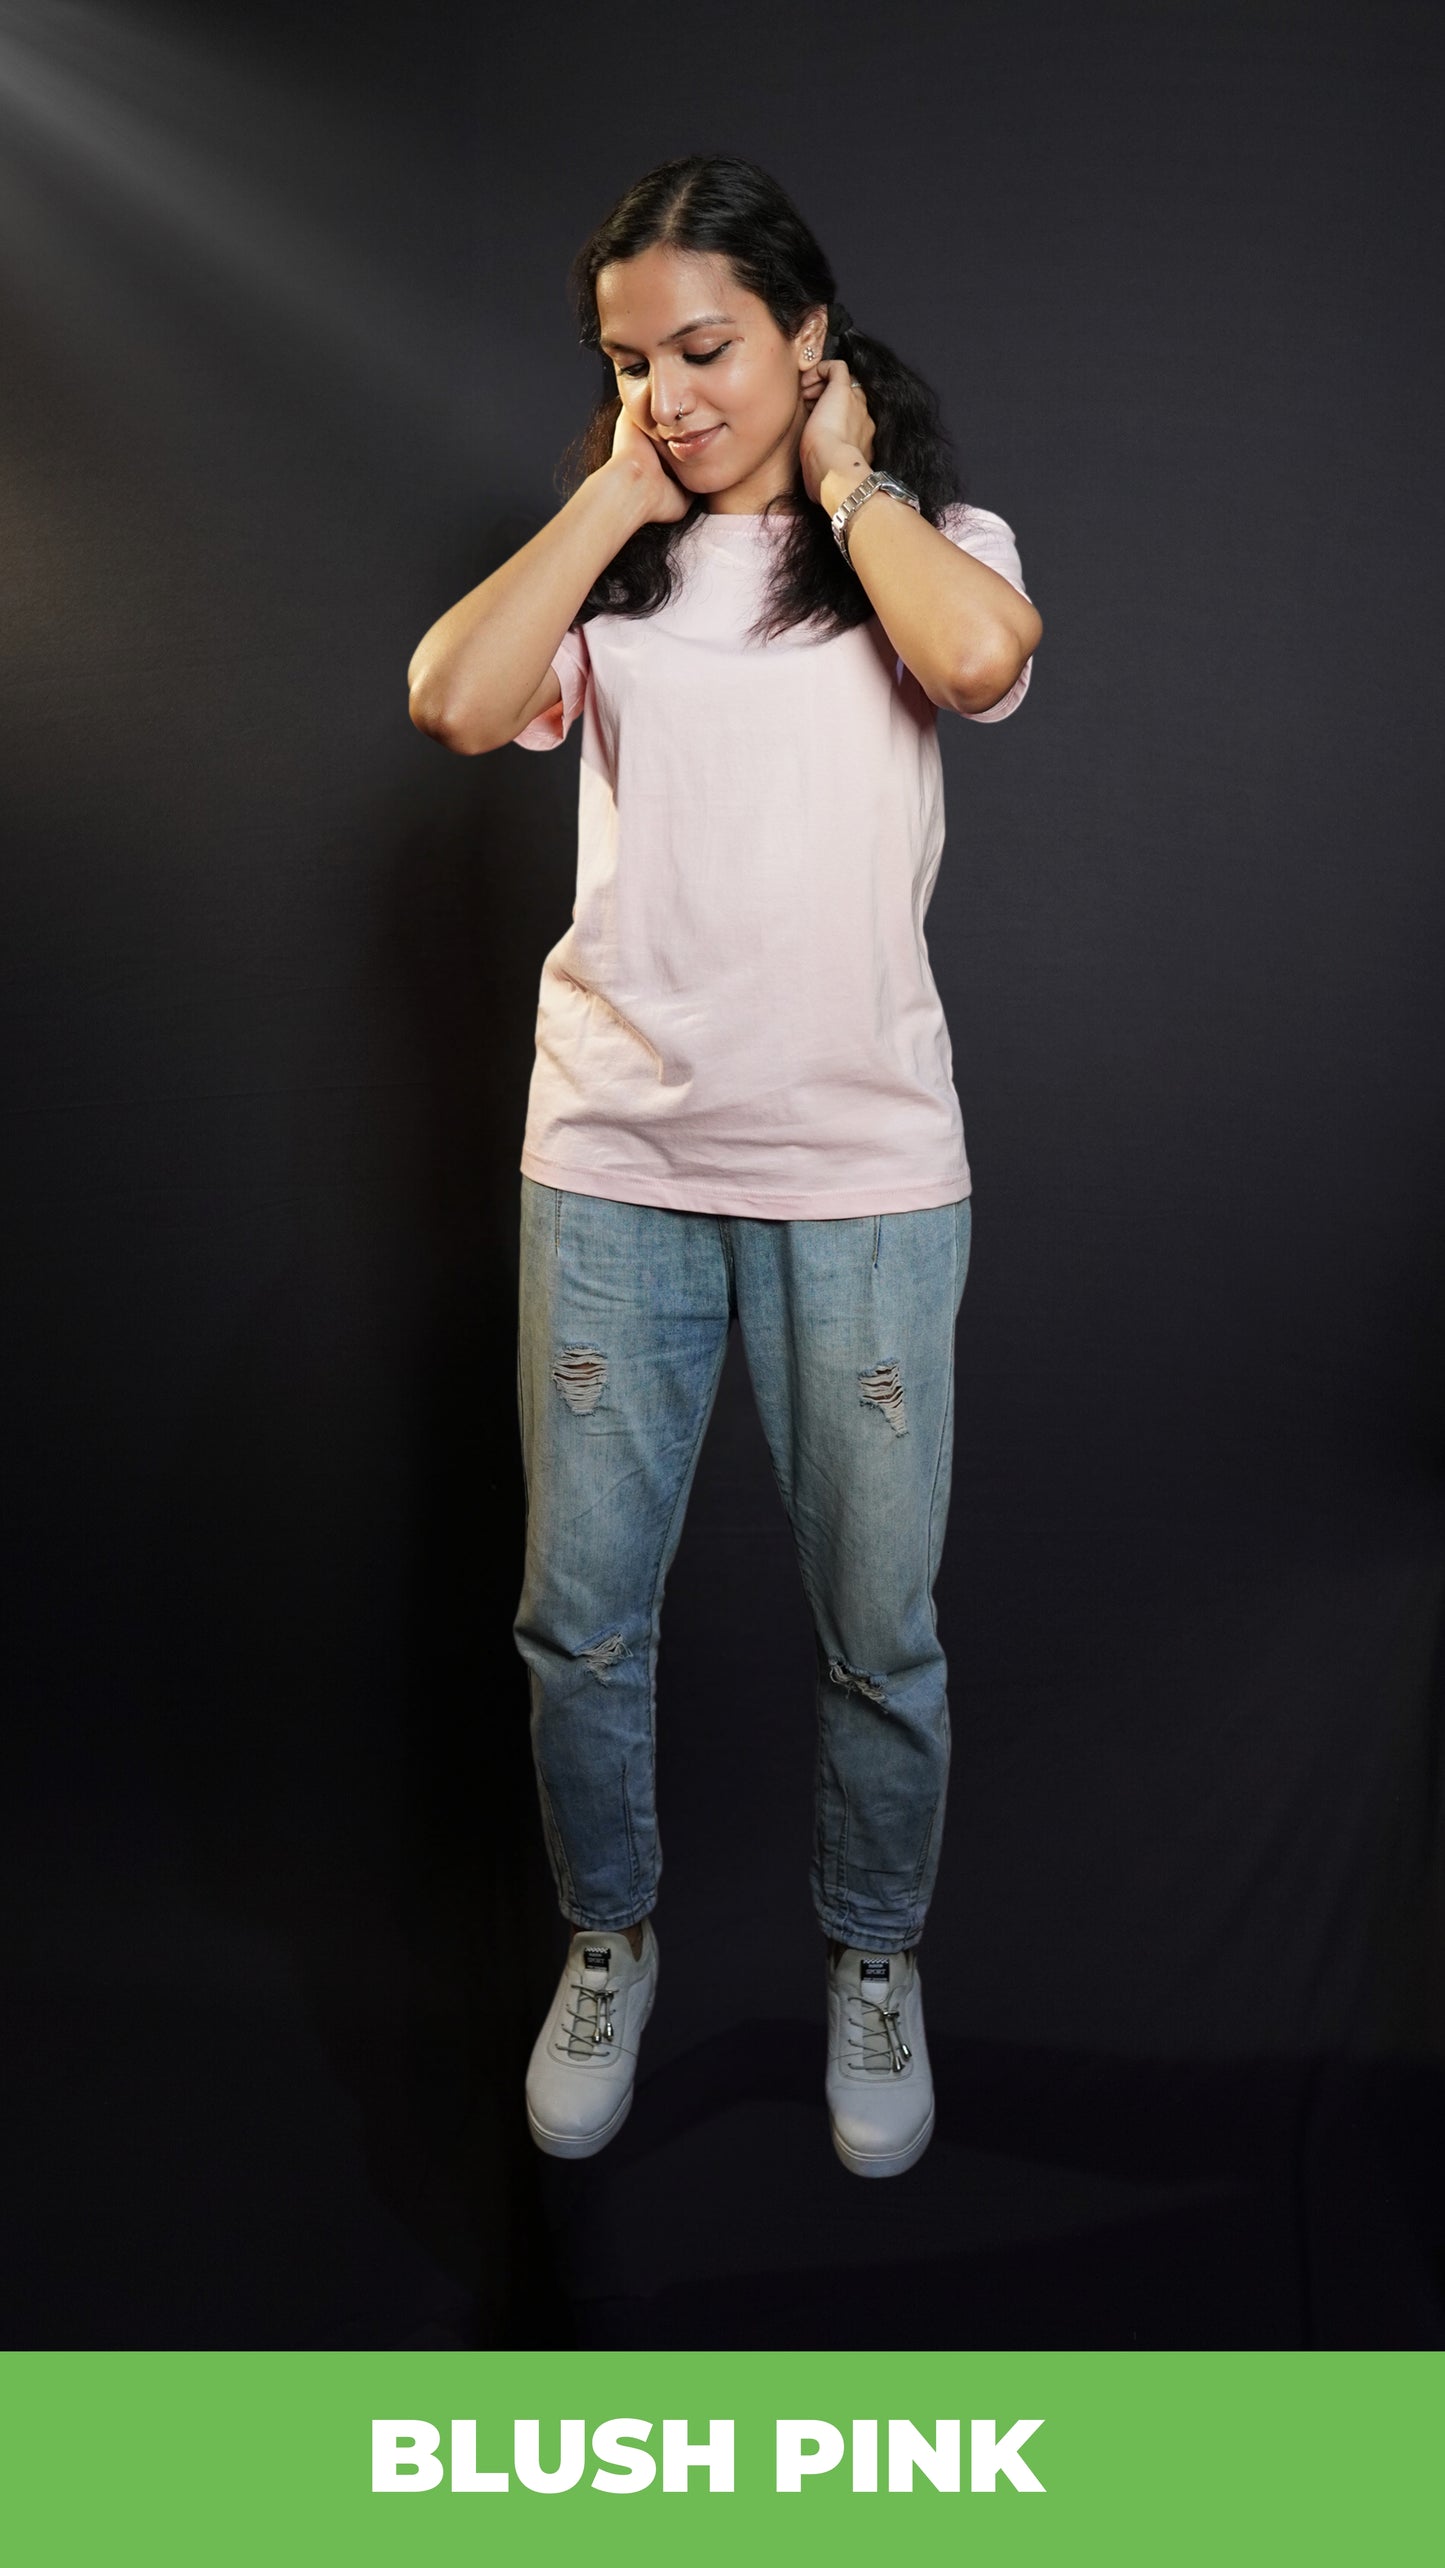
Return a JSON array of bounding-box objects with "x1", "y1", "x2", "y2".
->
[{"x1": 598, "y1": 311, "x2": 734, "y2": 355}]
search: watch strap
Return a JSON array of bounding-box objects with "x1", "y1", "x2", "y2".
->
[{"x1": 830, "y1": 470, "x2": 921, "y2": 558}]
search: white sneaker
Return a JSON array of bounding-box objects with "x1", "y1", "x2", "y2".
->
[
  {"x1": 525, "y1": 1920, "x2": 658, "y2": 2160},
  {"x1": 826, "y1": 1943, "x2": 935, "y2": 2178}
]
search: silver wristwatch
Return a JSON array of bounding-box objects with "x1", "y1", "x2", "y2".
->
[{"x1": 830, "y1": 469, "x2": 921, "y2": 559}]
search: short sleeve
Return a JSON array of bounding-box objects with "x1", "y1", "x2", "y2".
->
[
  {"x1": 510, "y1": 622, "x2": 590, "y2": 750},
  {"x1": 930, "y1": 501, "x2": 1035, "y2": 724}
]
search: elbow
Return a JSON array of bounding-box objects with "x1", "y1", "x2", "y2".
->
[
  {"x1": 406, "y1": 647, "x2": 496, "y2": 754},
  {"x1": 408, "y1": 686, "x2": 445, "y2": 744},
  {"x1": 945, "y1": 613, "x2": 1042, "y2": 718},
  {"x1": 407, "y1": 683, "x2": 499, "y2": 757},
  {"x1": 407, "y1": 661, "x2": 450, "y2": 743}
]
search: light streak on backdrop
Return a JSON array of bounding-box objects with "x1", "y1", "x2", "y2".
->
[{"x1": 0, "y1": 0, "x2": 494, "y2": 459}]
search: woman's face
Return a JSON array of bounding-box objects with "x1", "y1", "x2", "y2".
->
[{"x1": 595, "y1": 245, "x2": 825, "y2": 514}]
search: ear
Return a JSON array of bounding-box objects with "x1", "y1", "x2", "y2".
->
[{"x1": 794, "y1": 304, "x2": 830, "y2": 370}]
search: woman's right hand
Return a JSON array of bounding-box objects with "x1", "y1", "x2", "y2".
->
[{"x1": 609, "y1": 403, "x2": 693, "y2": 524}]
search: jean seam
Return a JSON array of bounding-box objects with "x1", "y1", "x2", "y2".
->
[
  {"x1": 814, "y1": 1720, "x2": 850, "y2": 1916},
  {"x1": 620, "y1": 1755, "x2": 643, "y2": 1908},
  {"x1": 515, "y1": 1331, "x2": 530, "y2": 1511},
  {"x1": 907, "y1": 1785, "x2": 945, "y2": 1905},
  {"x1": 632, "y1": 1326, "x2": 732, "y2": 1892},
  {"x1": 643, "y1": 1331, "x2": 731, "y2": 1635},
  {"x1": 533, "y1": 1758, "x2": 578, "y2": 1919},
  {"x1": 924, "y1": 1212, "x2": 960, "y2": 1619}
]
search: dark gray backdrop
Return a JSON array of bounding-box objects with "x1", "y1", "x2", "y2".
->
[{"x1": 3, "y1": 0, "x2": 1443, "y2": 2346}]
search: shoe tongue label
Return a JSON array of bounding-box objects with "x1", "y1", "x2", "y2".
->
[
  {"x1": 860, "y1": 1957, "x2": 891, "y2": 1982},
  {"x1": 583, "y1": 1946, "x2": 611, "y2": 1970}
]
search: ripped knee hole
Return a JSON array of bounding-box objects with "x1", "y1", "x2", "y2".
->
[
  {"x1": 553, "y1": 1345, "x2": 608, "y2": 1414},
  {"x1": 576, "y1": 1629, "x2": 629, "y2": 1681},
  {"x1": 858, "y1": 1359, "x2": 908, "y2": 1436},
  {"x1": 828, "y1": 1656, "x2": 889, "y2": 1707}
]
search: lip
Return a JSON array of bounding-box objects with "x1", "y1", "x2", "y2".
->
[{"x1": 665, "y1": 423, "x2": 723, "y2": 458}]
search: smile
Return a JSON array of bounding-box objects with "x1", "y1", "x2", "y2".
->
[{"x1": 665, "y1": 423, "x2": 723, "y2": 457}]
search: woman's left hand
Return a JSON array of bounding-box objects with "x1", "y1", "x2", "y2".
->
[{"x1": 798, "y1": 357, "x2": 875, "y2": 507}]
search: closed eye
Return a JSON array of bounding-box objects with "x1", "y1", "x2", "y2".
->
[{"x1": 618, "y1": 344, "x2": 730, "y2": 379}]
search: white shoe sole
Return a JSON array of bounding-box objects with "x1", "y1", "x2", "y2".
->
[
  {"x1": 830, "y1": 2096, "x2": 936, "y2": 2180},
  {"x1": 527, "y1": 2080, "x2": 636, "y2": 2160},
  {"x1": 525, "y1": 1969, "x2": 656, "y2": 2160}
]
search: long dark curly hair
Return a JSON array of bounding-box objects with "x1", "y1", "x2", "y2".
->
[{"x1": 556, "y1": 153, "x2": 967, "y2": 645}]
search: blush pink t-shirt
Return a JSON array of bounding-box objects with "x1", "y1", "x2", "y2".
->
[{"x1": 512, "y1": 499, "x2": 1033, "y2": 1219}]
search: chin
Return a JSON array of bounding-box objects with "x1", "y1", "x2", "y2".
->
[{"x1": 663, "y1": 424, "x2": 736, "y2": 470}]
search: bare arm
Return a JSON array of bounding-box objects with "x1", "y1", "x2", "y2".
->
[
  {"x1": 407, "y1": 453, "x2": 657, "y2": 756},
  {"x1": 821, "y1": 463, "x2": 1043, "y2": 715},
  {"x1": 802, "y1": 362, "x2": 1043, "y2": 715}
]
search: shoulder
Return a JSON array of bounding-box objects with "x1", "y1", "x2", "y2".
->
[
  {"x1": 935, "y1": 499, "x2": 1021, "y2": 549},
  {"x1": 934, "y1": 501, "x2": 1030, "y2": 599}
]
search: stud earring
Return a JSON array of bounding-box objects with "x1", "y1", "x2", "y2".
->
[{"x1": 804, "y1": 345, "x2": 814, "y2": 359}]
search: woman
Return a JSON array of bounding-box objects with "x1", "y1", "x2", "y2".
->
[{"x1": 407, "y1": 153, "x2": 1041, "y2": 2179}]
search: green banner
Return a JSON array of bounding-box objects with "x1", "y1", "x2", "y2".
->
[{"x1": 5, "y1": 2349, "x2": 1439, "y2": 2564}]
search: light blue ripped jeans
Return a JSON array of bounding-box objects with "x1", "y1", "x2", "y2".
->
[{"x1": 511, "y1": 1175, "x2": 973, "y2": 1952}]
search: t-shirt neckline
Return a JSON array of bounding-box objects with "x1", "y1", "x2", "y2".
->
[{"x1": 696, "y1": 506, "x2": 796, "y2": 525}]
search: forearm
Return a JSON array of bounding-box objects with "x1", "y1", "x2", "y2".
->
[
  {"x1": 819, "y1": 459, "x2": 1042, "y2": 714},
  {"x1": 407, "y1": 457, "x2": 653, "y2": 750}
]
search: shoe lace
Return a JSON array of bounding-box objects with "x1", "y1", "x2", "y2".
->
[
  {"x1": 848, "y1": 1989, "x2": 913, "y2": 2075},
  {"x1": 559, "y1": 1971, "x2": 617, "y2": 2057}
]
